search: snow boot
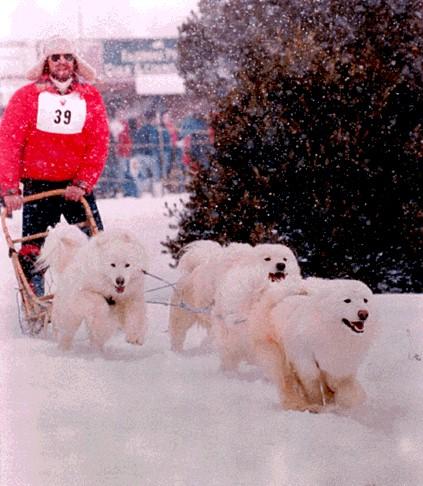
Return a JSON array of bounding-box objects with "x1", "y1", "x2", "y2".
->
[{"x1": 18, "y1": 244, "x2": 45, "y2": 296}]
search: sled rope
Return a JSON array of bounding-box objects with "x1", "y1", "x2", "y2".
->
[
  {"x1": 146, "y1": 299, "x2": 213, "y2": 315},
  {"x1": 142, "y1": 270, "x2": 176, "y2": 288},
  {"x1": 142, "y1": 271, "x2": 239, "y2": 318},
  {"x1": 146, "y1": 299, "x2": 247, "y2": 324},
  {"x1": 145, "y1": 282, "x2": 176, "y2": 293},
  {"x1": 142, "y1": 271, "x2": 213, "y2": 314},
  {"x1": 213, "y1": 312, "x2": 247, "y2": 325}
]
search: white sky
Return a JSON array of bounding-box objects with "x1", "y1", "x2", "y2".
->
[{"x1": 0, "y1": 0, "x2": 200, "y2": 40}]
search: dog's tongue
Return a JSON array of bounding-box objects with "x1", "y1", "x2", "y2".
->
[
  {"x1": 353, "y1": 321, "x2": 364, "y2": 331},
  {"x1": 115, "y1": 286, "x2": 125, "y2": 294},
  {"x1": 268, "y1": 272, "x2": 286, "y2": 282}
]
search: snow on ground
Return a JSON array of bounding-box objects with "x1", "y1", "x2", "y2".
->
[{"x1": 1, "y1": 194, "x2": 422, "y2": 486}]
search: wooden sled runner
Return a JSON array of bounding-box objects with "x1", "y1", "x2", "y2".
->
[{"x1": 1, "y1": 189, "x2": 99, "y2": 335}]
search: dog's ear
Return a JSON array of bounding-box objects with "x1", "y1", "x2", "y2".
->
[
  {"x1": 285, "y1": 243, "x2": 299, "y2": 259},
  {"x1": 92, "y1": 230, "x2": 108, "y2": 246},
  {"x1": 61, "y1": 237, "x2": 84, "y2": 250}
]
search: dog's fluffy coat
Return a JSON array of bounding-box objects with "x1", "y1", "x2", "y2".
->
[
  {"x1": 212, "y1": 244, "x2": 302, "y2": 328},
  {"x1": 168, "y1": 240, "x2": 300, "y2": 352},
  {"x1": 39, "y1": 222, "x2": 148, "y2": 351},
  {"x1": 243, "y1": 278, "x2": 378, "y2": 412},
  {"x1": 168, "y1": 240, "x2": 253, "y2": 351}
]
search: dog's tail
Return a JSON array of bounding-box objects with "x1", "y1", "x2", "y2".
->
[
  {"x1": 177, "y1": 239, "x2": 223, "y2": 273},
  {"x1": 36, "y1": 221, "x2": 89, "y2": 275}
]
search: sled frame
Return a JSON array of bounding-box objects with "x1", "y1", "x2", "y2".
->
[{"x1": 1, "y1": 189, "x2": 99, "y2": 335}]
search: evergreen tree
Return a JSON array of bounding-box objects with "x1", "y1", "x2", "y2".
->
[{"x1": 165, "y1": 0, "x2": 423, "y2": 292}]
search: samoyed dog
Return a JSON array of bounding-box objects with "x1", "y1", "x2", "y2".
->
[
  {"x1": 168, "y1": 240, "x2": 298, "y2": 352},
  {"x1": 246, "y1": 278, "x2": 378, "y2": 412},
  {"x1": 39, "y1": 222, "x2": 148, "y2": 351},
  {"x1": 212, "y1": 243, "x2": 301, "y2": 328},
  {"x1": 168, "y1": 240, "x2": 252, "y2": 352},
  {"x1": 210, "y1": 244, "x2": 301, "y2": 371}
]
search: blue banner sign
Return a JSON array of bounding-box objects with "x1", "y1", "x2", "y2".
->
[{"x1": 103, "y1": 38, "x2": 178, "y2": 78}]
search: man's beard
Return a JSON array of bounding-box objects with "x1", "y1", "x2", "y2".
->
[{"x1": 50, "y1": 72, "x2": 73, "y2": 82}]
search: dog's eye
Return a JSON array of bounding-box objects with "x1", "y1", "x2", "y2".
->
[
  {"x1": 364, "y1": 298, "x2": 368, "y2": 303},
  {"x1": 125, "y1": 263, "x2": 130, "y2": 268},
  {"x1": 344, "y1": 299, "x2": 351, "y2": 303},
  {"x1": 264, "y1": 257, "x2": 271, "y2": 261},
  {"x1": 283, "y1": 257, "x2": 287, "y2": 262},
  {"x1": 110, "y1": 263, "x2": 116, "y2": 268}
]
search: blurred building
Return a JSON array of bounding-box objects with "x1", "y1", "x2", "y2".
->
[
  {"x1": 0, "y1": 37, "x2": 193, "y2": 121},
  {"x1": 100, "y1": 38, "x2": 187, "y2": 119},
  {"x1": 0, "y1": 41, "x2": 37, "y2": 107}
]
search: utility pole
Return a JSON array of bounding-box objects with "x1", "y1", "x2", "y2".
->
[{"x1": 77, "y1": 2, "x2": 84, "y2": 39}]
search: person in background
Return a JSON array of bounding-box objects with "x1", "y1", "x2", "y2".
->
[
  {"x1": 103, "y1": 109, "x2": 125, "y2": 197},
  {"x1": 117, "y1": 116, "x2": 138, "y2": 197},
  {"x1": 0, "y1": 36, "x2": 109, "y2": 295},
  {"x1": 158, "y1": 112, "x2": 173, "y2": 191},
  {"x1": 179, "y1": 111, "x2": 212, "y2": 172},
  {"x1": 132, "y1": 111, "x2": 162, "y2": 197},
  {"x1": 161, "y1": 111, "x2": 185, "y2": 192},
  {"x1": 124, "y1": 117, "x2": 140, "y2": 197},
  {"x1": 98, "y1": 129, "x2": 120, "y2": 197}
]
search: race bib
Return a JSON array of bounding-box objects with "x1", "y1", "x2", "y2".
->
[{"x1": 36, "y1": 91, "x2": 87, "y2": 134}]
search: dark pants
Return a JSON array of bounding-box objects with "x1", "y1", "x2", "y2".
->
[
  {"x1": 22, "y1": 179, "x2": 103, "y2": 247},
  {"x1": 20, "y1": 180, "x2": 103, "y2": 295}
]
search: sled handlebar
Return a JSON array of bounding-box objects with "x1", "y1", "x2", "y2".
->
[{"x1": 1, "y1": 189, "x2": 99, "y2": 250}]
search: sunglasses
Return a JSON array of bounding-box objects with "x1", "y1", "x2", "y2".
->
[{"x1": 50, "y1": 53, "x2": 74, "y2": 62}]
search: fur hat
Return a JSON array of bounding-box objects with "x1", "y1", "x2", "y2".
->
[{"x1": 26, "y1": 36, "x2": 96, "y2": 82}]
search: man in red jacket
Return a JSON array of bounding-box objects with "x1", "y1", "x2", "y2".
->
[{"x1": 0, "y1": 36, "x2": 109, "y2": 295}]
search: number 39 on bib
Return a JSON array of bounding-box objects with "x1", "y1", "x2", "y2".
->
[{"x1": 36, "y1": 91, "x2": 87, "y2": 134}]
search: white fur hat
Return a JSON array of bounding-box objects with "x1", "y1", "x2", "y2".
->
[{"x1": 26, "y1": 36, "x2": 96, "y2": 82}]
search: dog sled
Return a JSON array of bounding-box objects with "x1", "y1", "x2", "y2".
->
[{"x1": 1, "y1": 189, "x2": 99, "y2": 335}]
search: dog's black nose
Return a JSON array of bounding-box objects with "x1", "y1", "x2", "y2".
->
[
  {"x1": 116, "y1": 277, "x2": 125, "y2": 286},
  {"x1": 276, "y1": 262, "x2": 286, "y2": 272},
  {"x1": 358, "y1": 310, "x2": 368, "y2": 321}
]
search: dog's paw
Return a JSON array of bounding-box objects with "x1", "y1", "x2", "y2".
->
[
  {"x1": 126, "y1": 335, "x2": 145, "y2": 346},
  {"x1": 306, "y1": 403, "x2": 324, "y2": 414},
  {"x1": 282, "y1": 397, "x2": 323, "y2": 414},
  {"x1": 170, "y1": 343, "x2": 183, "y2": 353}
]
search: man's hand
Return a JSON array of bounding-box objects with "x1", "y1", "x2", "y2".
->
[
  {"x1": 64, "y1": 185, "x2": 85, "y2": 201},
  {"x1": 3, "y1": 194, "x2": 23, "y2": 214}
]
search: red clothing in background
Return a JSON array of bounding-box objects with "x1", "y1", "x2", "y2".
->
[{"x1": 116, "y1": 120, "x2": 133, "y2": 158}]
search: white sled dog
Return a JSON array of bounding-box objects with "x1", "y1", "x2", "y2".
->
[
  {"x1": 212, "y1": 243, "x2": 301, "y2": 328},
  {"x1": 39, "y1": 222, "x2": 148, "y2": 351},
  {"x1": 211, "y1": 244, "x2": 302, "y2": 371},
  {"x1": 168, "y1": 240, "x2": 252, "y2": 352},
  {"x1": 168, "y1": 240, "x2": 300, "y2": 352},
  {"x1": 246, "y1": 278, "x2": 378, "y2": 412}
]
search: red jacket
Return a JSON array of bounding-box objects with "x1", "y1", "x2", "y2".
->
[
  {"x1": 116, "y1": 120, "x2": 132, "y2": 158},
  {"x1": 0, "y1": 76, "x2": 109, "y2": 194}
]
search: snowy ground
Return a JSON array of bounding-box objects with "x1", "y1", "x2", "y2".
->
[{"x1": 1, "y1": 194, "x2": 422, "y2": 486}]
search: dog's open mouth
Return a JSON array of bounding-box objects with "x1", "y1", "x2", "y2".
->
[
  {"x1": 268, "y1": 271, "x2": 286, "y2": 282},
  {"x1": 342, "y1": 318, "x2": 365, "y2": 334},
  {"x1": 115, "y1": 285, "x2": 125, "y2": 294}
]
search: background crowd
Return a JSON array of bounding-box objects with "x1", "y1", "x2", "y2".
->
[{"x1": 98, "y1": 108, "x2": 214, "y2": 198}]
